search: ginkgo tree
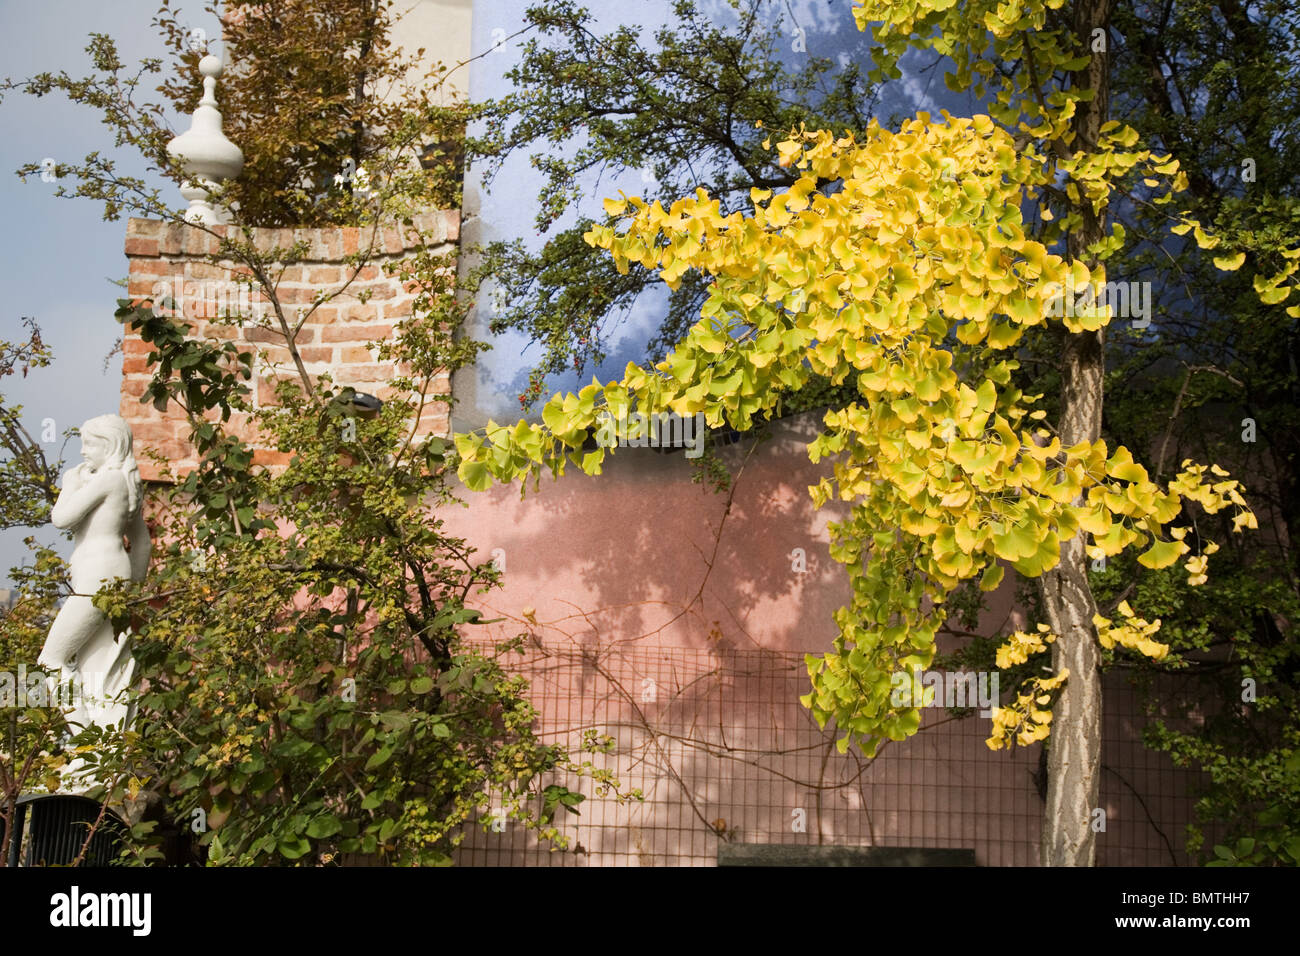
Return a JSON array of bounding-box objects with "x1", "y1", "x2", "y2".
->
[{"x1": 455, "y1": 0, "x2": 1296, "y2": 865}]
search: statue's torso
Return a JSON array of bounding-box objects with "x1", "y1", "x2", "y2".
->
[{"x1": 68, "y1": 470, "x2": 134, "y2": 592}]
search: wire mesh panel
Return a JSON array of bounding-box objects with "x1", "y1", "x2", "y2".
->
[
  {"x1": 453, "y1": 642, "x2": 1207, "y2": 866},
  {"x1": 1096, "y1": 670, "x2": 1216, "y2": 866}
]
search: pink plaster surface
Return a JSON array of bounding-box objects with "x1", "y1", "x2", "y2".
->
[
  {"x1": 441, "y1": 412, "x2": 850, "y2": 655},
  {"x1": 438, "y1": 411, "x2": 1207, "y2": 866}
]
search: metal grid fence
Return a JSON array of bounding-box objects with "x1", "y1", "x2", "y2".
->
[{"x1": 454, "y1": 642, "x2": 1206, "y2": 866}]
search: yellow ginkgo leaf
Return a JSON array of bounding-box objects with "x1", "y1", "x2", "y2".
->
[{"x1": 1192, "y1": 224, "x2": 1221, "y2": 249}]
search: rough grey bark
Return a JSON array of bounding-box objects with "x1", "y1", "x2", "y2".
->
[{"x1": 1036, "y1": 0, "x2": 1111, "y2": 867}]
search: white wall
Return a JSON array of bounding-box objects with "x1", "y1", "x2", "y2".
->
[{"x1": 387, "y1": 0, "x2": 474, "y2": 104}]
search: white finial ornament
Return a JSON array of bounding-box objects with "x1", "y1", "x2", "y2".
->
[{"x1": 166, "y1": 54, "x2": 243, "y2": 225}]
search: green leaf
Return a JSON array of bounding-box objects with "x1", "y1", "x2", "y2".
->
[
  {"x1": 276, "y1": 735, "x2": 315, "y2": 758},
  {"x1": 249, "y1": 770, "x2": 277, "y2": 795},
  {"x1": 1137, "y1": 536, "x2": 1183, "y2": 570},
  {"x1": 979, "y1": 563, "x2": 1005, "y2": 592},
  {"x1": 278, "y1": 836, "x2": 312, "y2": 860},
  {"x1": 364, "y1": 745, "x2": 394, "y2": 771},
  {"x1": 306, "y1": 815, "x2": 343, "y2": 839},
  {"x1": 459, "y1": 459, "x2": 492, "y2": 491}
]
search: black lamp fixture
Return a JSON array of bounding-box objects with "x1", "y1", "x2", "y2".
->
[
  {"x1": 419, "y1": 138, "x2": 465, "y2": 172},
  {"x1": 343, "y1": 391, "x2": 383, "y2": 420}
]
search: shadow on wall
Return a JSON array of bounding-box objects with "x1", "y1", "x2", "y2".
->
[
  {"x1": 440, "y1": 408, "x2": 853, "y2": 656},
  {"x1": 442, "y1": 407, "x2": 1208, "y2": 867}
]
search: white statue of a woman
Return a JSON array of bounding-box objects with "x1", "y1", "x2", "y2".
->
[{"x1": 37, "y1": 414, "x2": 150, "y2": 731}]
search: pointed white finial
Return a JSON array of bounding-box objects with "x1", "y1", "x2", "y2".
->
[{"x1": 166, "y1": 54, "x2": 244, "y2": 225}]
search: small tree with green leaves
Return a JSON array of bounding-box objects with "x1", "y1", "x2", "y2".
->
[
  {"x1": 93, "y1": 268, "x2": 624, "y2": 864},
  {"x1": 2, "y1": 15, "x2": 633, "y2": 864},
  {"x1": 0, "y1": 319, "x2": 84, "y2": 865},
  {"x1": 153, "y1": 0, "x2": 468, "y2": 225}
]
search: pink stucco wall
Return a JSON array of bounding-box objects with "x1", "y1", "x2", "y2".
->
[
  {"x1": 441, "y1": 412, "x2": 852, "y2": 657},
  {"x1": 440, "y1": 410, "x2": 1206, "y2": 866}
]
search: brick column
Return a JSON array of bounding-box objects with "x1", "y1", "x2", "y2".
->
[{"x1": 120, "y1": 211, "x2": 458, "y2": 481}]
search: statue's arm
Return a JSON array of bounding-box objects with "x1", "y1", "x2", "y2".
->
[
  {"x1": 49, "y1": 466, "x2": 110, "y2": 530},
  {"x1": 127, "y1": 510, "x2": 151, "y2": 581}
]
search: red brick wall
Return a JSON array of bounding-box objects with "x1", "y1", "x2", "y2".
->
[{"x1": 120, "y1": 211, "x2": 458, "y2": 480}]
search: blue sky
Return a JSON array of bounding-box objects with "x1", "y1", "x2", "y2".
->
[
  {"x1": 0, "y1": 0, "x2": 963, "y2": 580},
  {"x1": 458, "y1": 0, "x2": 968, "y2": 424},
  {"x1": 0, "y1": 0, "x2": 207, "y2": 580}
]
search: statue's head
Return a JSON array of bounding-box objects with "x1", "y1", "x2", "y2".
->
[
  {"x1": 79, "y1": 414, "x2": 142, "y2": 514},
  {"x1": 80, "y1": 414, "x2": 133, "y2": 467}
]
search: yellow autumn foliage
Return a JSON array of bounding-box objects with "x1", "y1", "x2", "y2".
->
[{"x1": 453, "y1": 0, "x2": 1281, "y2": 757}]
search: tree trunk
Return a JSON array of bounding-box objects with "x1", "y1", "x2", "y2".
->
[
  {"x1": 1037, "y1": 330, "x2": 1104, "y2": 866},
  {"x1": 1036, "y1": 0, "x2": 1111, "y2": 867}
]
